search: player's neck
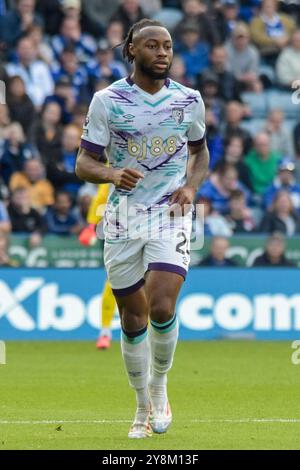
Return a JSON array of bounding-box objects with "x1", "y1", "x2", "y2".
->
[{"x1": 130, "y1": 71, "x2": 167, "y2": 95}]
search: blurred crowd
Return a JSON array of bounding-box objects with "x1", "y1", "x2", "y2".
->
[{"x1": 1, "y1": 0, "x2": 300, "y2": 267}]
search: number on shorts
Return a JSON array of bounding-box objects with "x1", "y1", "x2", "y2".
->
[{"x1": 176, "y1": 232, "x2": 189, "y2": 256}]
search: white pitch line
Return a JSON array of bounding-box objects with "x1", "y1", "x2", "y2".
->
[
  {"x1": 1, "y1": 418, "x2": 300, "y2": 425},
  {"x1": 0, "y1": 420, "x2": 131, "y2": 425}
]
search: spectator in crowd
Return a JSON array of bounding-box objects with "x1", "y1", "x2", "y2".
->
[
  {"x1": 0, "y1": 63, "x2": 8, "y2": 81},
  {"x1": 263, "y1": 158, "x2": 300, "y2": 211},
  {"x1": 199, "y1": 236, "x2": 238, "y2": 266},
  {"x1": 44, "y1": 77, "x2": 77, "y2": 125},
  {"x1": 252, "y1": 232, "x2": 296, "y2": 266},
  {"x1": 0, "y1": 0, "x2": 43, "y2": 50},
  {"x1": 278, "y1": 0, "x2": 300, "y2": 23},
  {"x1": 7, "y1": 187, "x2": 46, "y2": 247},
  {"x1": 81, "y1": 0, "x2": 119, "y2": 37},
  {"x1": 212, "y1": 0, "x2": 240, "y2": 43},
  {"x1": 0, "y1": 231, "x2": 16, "y2": 267},
  {"x1": 87, "y1": 39, "x2": 127, "y2": 87},
  {"x1": 0, "y1": 0, "x2": 10, "y2": 17},
  {"x1": 0, "y1": 122, "x2": 37, "y2": 184},
  {"x1": 259, "y1": 190, "x2": 300, "y2": 235},
  {"x1": 0, "y1": 199, "x2": 11, "y2": 233},
  {"x1": 175, "y1": 0, "x2": 220, "y2": 46},
  {"x1": 293, "y1": 122, "x2": 300, "y2": 184},
  {"x1": 225, "y1": 22, "x2": 262, "y2": 92},
  {"x1": 35, "y1": 0, "x2": 63, "y2": 37},
  {"x1": 9, "y1": 159, "x2": 54, "y2": 212},
  {"x1": 6, "y1": 75, "x2": 36, "y2": 137},
  {"x1": 30, "y1": 101, "x2": 63, "y2": 167},
  {"x1": 221, "y1": 134, "x2": 253, "y2": 190},
  {"x1": 51, "y1": 16, "x2": 97, "y2": 65},
  {"x1": 109, "y1": 0, "x2": 145, "y2": 37},
  {"x1": 62, "y1": 0, "x2": 82, "y2": 22},
  {"x1": 276, "y1": 29, "x2": 300, "y2": 88},
  {"x1": 199, "y1": 70, "x2": 225, "y2": 127},
  {"x1": 73, "y1": 189, "x2": 92, "y2": 226},
  {"x1": 46, "y1": 124, "x2": 83, "y2": 196},
  {"x1": 264, "y1": 109, "x2": 294, "y2": 158},
  {"x1": 63, "y1": 0, "x2": 110, "y2": 41},
  {"x1": 174, "y1": 21, "x2": 210, "y2": 85},
  {"x1": 223, "y1": 101, "x2": 252, "y2": 153},
  {"x1": 197, "y1": 163, "x2": 250, "y2": 214},
  {"x1": 94, "y1": 78, "x2": 111, "y2": 92},
  {"x1": 106, "y1": 20, "x2": 126, "y2": 63},
  {"x1": 196, "y1": 196, "x2": 232, "y2": 237},
  {"x1": 204, "y1": 45, "x2": 240, "y2": 101},
  {"x1": 71, "y1": 104, "x2": 89, "y2": 131},
  {"x1": 45, "y1": 190, "x2": 82, "y2": 235},
  {"x1": 26, "y1": 24, "x2": 54, "y2": 65},
  {"x1": 204, "y1": 106, "x2": 224, "y2": 170},
  {"x1": 51, "y1": 45, "x2": 90, "y2": 104},
  {"x1": 0, "y1": 104, "x2": 11, "y2": 143},
  {"x1": 6, "y1": 37, "x2": 54, "y2": 108},
  {"x1": 245, "y1": 132, "x2": 281, "y2": 195},
  {"x1": 169, "y1": 54, "x2": 192, "y2": 87},
  {"x1": 250, "y1": 0, "x2": 295, "y2": 64},
  {"x1": 225, "y1": 189, "x2": 256, "y2": 233}
]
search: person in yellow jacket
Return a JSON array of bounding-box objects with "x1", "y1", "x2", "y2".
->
[{"x1": 79, "y1": 183, "x2": 116, "y2": 350}]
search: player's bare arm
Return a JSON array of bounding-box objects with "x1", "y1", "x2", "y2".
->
[
  {"x1": 76, "y1": 147, "x2": 144, "y2": 190},
  {"x1": 169, "y1": 141, "x2": 210, "y2": 207}
]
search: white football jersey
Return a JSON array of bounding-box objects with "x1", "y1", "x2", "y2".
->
[{"x1": 81, "y1": 77, "x2": 206, "y2": 239}]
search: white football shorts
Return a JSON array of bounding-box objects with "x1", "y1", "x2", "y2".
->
[{"x1": 104, "y1": 213, "x2": 192, "y2": 296}]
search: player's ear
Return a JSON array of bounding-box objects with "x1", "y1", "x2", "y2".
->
[{"x1": 128, "y1": 42, "x2": 135, "y2": 60}]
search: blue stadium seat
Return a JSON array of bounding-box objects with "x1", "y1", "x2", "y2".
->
[
  {"x1": 259, "y1": 64, "x2": 276, "y2": 86},
  {"x1": 240, "y1": 118, "x2": 266, "y2": 136},
  {"x1": 241, "y1": 92, "x2": 268, "y2": 118},
  {"x1": 266, "y1": 91, "x2": 299, "y2": 119},
  {"x1": 284, "y1": 119, "x2": 298, "y2": 134}
]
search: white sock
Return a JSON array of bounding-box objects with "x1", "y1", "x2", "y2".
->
[
  {"x1": 149, "y1": 315, "x2": 179, "y2": 407},
  {"x1": 121, "y1": 326, "x2": 150, "y2": 419}
]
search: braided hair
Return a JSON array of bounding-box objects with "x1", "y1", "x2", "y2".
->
[{"x1": 120, "y1": 18, "x2": 166, "y2": 64}]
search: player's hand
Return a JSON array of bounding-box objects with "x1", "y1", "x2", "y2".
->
[
  {"x1": 169, "y1": 186, "x2": 196, "y2": 215},
  {"x1": 112, "y1": 168, "x2": 144, "y2": 191}
]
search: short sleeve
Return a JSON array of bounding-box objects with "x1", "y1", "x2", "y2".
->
[
  {"x1": 187, "y1": 93, "x2": 206, "y2": 146},
  {"x1": 80, "y1": 94, "x2": 110, "y2": 155}
]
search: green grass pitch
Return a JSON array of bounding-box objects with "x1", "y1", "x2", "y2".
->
[{"x1": 1, "y1": 340, "x2": 300, "y2": 450}]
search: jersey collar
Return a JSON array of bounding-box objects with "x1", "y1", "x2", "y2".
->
[{"x1": 126, "y1": 76, "x2": 170, "y2": 90}]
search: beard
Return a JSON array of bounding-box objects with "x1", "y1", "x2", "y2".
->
[{"x1": 139, "y1": 62, "x2": 171, "y2": 80}]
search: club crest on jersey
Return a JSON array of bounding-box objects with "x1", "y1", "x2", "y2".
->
[{"x1": 172, "y1": 108, "x2": 184, "y2": 125}]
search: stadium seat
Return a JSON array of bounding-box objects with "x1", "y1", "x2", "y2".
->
[
  {"x1": 266, "y1": 91, "x2": 299, "y2": 119},
  {"x1": 259, "y1": 64, "x2": 276, "y2": 86},
  {"x1": 153, "y1": 8, "x2": 184, "y2": 32},
  {"x1": 284, "y1": 119, "x2": 298, "y2": 134},
  {"x1": 240, "y1": 118, "x2": 266, "y2": 136},
  {"x1": 241, "y1": 92, "x2": 268, "y2": 119}
]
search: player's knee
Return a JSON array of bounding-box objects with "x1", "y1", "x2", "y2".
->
[
  {"x1": 121, "y1": 308, "x2": 147, "y2": 332},
  {"x1": 149, "y1": 299, "x2": 174, "y2": 324}
]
